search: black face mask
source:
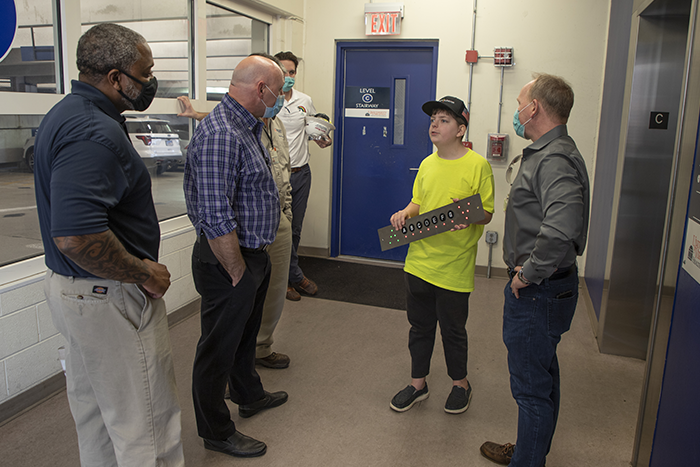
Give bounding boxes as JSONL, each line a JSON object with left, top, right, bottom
{"left": 119, "top": 70, "right": 158, "bottom": 111}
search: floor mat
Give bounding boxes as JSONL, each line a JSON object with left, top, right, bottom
{"left": 296, "top": 256, "right": 406, "bottom": 310}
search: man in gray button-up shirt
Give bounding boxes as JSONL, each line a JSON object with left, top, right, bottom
{"left": 481, "top": 74, "right": 590, "bottom": 467}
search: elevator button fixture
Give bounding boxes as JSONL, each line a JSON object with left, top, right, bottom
{"left": 378, "top": 195, "right": 485, "bottom": 251}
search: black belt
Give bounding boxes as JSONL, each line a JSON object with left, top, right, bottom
{"left": 195, "top": 237, "right": 267, "bottom": 253}
{"left": 508, "top": 264, "right": 575, "bottom": 281}
{"left": 240, "top": 245, "right": 268, "bottom": 253}
{"left": 549, "top": 264, "right": 576, "bottom": 280}
{"left": 196, "top": 232, "right": 267, "bottom": 261}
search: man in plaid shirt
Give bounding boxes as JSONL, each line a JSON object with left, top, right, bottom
{"left": 184, "top": 54, "right": 287, "bottom": 458}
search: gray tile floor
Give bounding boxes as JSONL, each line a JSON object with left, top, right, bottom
{"left": 0, "top": 276, "right": 645, "bottom": 466}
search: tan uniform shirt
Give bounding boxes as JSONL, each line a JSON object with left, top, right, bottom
{"left": 261, "top": 117, "right": 293, "bottom": 222}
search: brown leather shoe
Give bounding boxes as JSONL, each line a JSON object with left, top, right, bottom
{"left": 286, "top": 286, "right": 301, "bottom": 301}
{"left": 292, "top": 276, "right": 318, "bottom": 295}
{"left": 480, "top": 442, "right": 515, "bottom": 465}
{"left": 256, "top": 352, "right": 290, "bottom": 369}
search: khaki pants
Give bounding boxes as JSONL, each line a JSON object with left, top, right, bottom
{"left": 257, "top": 214, "right": 293, "bottom": 358}
{"left": 45, "top": 271, "right": 184, "bottom": 467}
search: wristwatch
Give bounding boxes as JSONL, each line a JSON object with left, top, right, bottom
{"left": 517, "top": 268, "right": 532, "bottom": 285}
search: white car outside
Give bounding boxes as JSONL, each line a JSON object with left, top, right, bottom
{"left": 125, "top": 116, "right": 183, "bottom": 175}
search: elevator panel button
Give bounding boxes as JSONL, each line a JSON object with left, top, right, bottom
{"left": 378, "top": 195, "right": 485, "bottom": 251}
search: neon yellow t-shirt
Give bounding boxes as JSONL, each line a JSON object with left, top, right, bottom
{"left": 404, "top": 149, "right": 495, "bottom": 293}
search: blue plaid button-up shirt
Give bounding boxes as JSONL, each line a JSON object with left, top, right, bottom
{"left": 184, "top": 94, "right": 280, "bottom": 248}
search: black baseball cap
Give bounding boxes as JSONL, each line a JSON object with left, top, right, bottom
{"left": 422, "top": 96, "right": 469, "bottom": 125}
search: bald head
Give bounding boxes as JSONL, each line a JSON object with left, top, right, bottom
{"left": 229, "top": 55, "right": 285, "bottom": 118}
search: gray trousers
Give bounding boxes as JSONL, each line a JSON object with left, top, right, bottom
{"left": 289, "top": 164, "right": 312, "bottom": 283}
{"left": 257, "top": 214, "right": 293, "bottom": 358}
{"left": 45, "top": 271, "right": 184, "bottom": 467}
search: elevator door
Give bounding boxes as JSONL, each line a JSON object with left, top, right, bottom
{"left": 648, "top": 112, "right": 700, "bottom": 466}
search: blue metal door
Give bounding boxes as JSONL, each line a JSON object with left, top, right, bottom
{"left": 648, "top": 115, "right": 700, "bottom": 467}
{"left": 332, "top": 42, "right": 438, "bottom": 261}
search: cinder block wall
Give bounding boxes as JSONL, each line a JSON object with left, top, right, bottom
{"left": 0, "top": 219, "right": 198, "bottom": 411}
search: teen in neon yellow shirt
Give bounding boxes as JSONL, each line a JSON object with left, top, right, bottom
{"left": 405, "top": 149, "right": 495, "bottom": 292}
{"left": 389, "top": 96, "right": 494, "bottom": 415}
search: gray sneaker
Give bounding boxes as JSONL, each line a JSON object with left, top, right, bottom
{"left": 390, "top": 383, "right": 429, "bottom": 412}
{"left": 444, "top": 384, "right": 472, "bottom": 414}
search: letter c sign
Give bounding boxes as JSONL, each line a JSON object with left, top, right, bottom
{"left": 649, "top": 111, "right": 669, "bottom": 130}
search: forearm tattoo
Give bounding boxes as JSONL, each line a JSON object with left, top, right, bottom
{"left": 54, "top": 231, "right": 150, "bottom": 283}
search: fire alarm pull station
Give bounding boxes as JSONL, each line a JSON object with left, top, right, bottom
{"left": 487, "top": 133, "right": 508, "bottom": 163}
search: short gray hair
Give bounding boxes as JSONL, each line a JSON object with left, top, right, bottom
{"left": 77, "top": 23, "right": 146, "bottom": 80}
{"left": 529, "top": 73, "right": 574, "bottom": 122}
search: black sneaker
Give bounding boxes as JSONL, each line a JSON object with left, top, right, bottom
{"left": 444, "top": 384, "right": 472, "bottom": 414}
{"left": 390, "top": 383, "right": 429, "bottom": 412}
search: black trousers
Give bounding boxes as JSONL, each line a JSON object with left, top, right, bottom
{"left": 191, "top": 244, "right": 271, "bottom": 440}
{"left": 405, "top": 272, "right": 471, "bottom": 381}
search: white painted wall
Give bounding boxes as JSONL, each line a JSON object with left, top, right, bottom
{"left": 296, "top": 0, "right": 611, "bottom": 273}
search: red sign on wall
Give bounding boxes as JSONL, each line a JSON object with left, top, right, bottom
{"left": 365, "top": 11, "right": 401, "bottom": 35}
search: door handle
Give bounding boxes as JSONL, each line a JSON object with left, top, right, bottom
{"left": 409, "top": 168, "right": 419, "bottom": 171}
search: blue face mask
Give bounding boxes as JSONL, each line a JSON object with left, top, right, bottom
{"left": 262, "top": 84, "right": 284, "bottom": 118}
{"left": 513, "top": 101, "right": 534, "bottom": 138}
{"left": 283, "top": 76, "right": 295, "bottom": 92}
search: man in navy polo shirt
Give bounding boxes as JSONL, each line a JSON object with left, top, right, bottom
{"left": 34, "top": 23, "right": 184, "bottom": 467}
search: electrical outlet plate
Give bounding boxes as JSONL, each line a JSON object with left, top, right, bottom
{"left": 485, "top": 230, "right": 498, "bottom": 244}
{"left": 378, "top": 194, "right": 485, "bottom": 251}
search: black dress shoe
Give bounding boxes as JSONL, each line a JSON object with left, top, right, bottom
{"left": 239, "top": 390, "right": 288, "bottom": 418}
{"left": 203, "top": 431, "right": 267, "bottom": 457}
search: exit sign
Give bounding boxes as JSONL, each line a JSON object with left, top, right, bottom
{"left": 365, "top": 3, "right": 404, "bottom": 36}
